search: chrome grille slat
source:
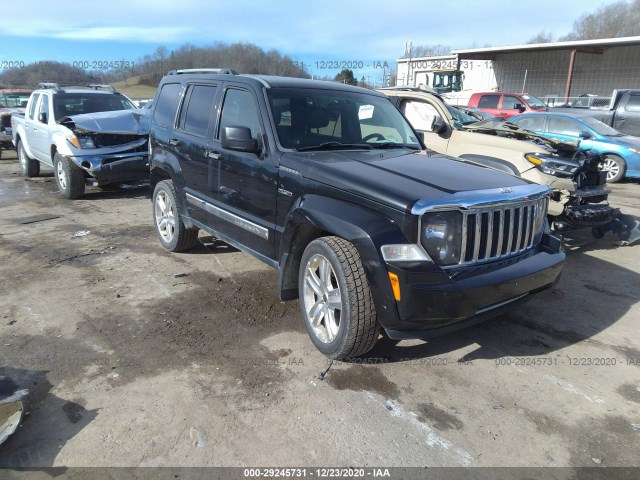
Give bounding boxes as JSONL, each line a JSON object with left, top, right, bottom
{"left": 496, "top": 210, "right": 504, "bottom": 258}
{"left": 455, "top": 198, "right": 547, "bottom": 266}
{"left": 472, "top": 213, "right": 482, "bottom": 262}
{"left": 506, "top": 208, "right": 514, "bottom": 255}
{"left": 485, "top": 212, "right": 493, "bottom": 259}
{"left": 516, "top": 207, "right": 524, "bottom": 251}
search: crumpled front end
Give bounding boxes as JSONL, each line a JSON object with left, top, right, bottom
{"left": 59, "top": 110, "right": 150, "bottom": 185}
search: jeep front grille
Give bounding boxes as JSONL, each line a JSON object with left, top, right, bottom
{"left": 460, "top": 197, "right": 547, "bottom": 265}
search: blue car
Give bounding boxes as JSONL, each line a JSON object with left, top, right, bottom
{"left": 510, "top": 112, "right": 640, "bottom": 183}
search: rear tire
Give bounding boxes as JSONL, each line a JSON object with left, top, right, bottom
{"left": 54, "top": 153, "right": 85, "bottom": 199}
{"left": 152, "top": 180, "right": 199, "bottom": 252}
{"left": 17, "top": 140, "right": 40, "bottom": 177}
{"left": 602, "top": 154, "right": 626, "bottom": 183}
{"left": 299, "top": 236, "right": 379, "bottom": 359}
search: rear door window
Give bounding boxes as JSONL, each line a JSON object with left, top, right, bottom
{"left": 177, "top": 84, "right": 218, "bottom": 137}
{"left": 153, "top": 83, "right": 182, "bottom": 129}
{"left": 477, "top": 95, "right": 500, "bottom": 109}
{"left": 547, "top": 117, "right": 581, "bottom": 137}
{"left": 28, "top": 94, "right": 40, "bottom": 120}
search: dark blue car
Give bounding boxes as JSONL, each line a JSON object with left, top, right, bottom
{"left": 510, "top": 112, "right": 640, "bottom": 183}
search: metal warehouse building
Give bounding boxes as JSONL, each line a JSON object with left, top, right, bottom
{"left": 397, "top": 36, "right": 640, "bottom": 104}
{"left": 454, "top": 36, "right": 640, "bottom": 103}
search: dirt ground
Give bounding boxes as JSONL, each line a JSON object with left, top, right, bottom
{"left": 0, "top": 148, "right": 639, "bottom": 470}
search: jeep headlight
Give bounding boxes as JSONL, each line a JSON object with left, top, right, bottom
{"left": 420, "top": 211, "right": 462, "bottom": 266}
{"left": 67, "top": 134, "right": 96, "bottom": 149}
{"left": 525, "top": 153, "right": 579, "bottom": 178}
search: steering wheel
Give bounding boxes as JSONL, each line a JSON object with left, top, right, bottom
{"left": 362, "top": 133, "right": 386, "bottom": 142}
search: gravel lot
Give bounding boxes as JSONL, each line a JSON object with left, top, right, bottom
{"left": 0, "top": 148, "right": 639, "bottom": 469}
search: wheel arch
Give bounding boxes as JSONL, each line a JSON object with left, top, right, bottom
{"left": 277, "top": 195, "right": 408, "bottom": 327}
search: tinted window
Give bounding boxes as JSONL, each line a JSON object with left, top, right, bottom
{"left": 625, "top": 94, "right": 640, "bottom": 112}
{"left": 218, "top": 89, "right": 261, "bottom": 140}
{"left": 402, "top": 100, "right": 439, "bottom": 131}
{"left": 153, "top": 83, "right": 182, "bottom": 129}
{"left": 512, "top": 116, "right": 545, "bottom": 131}
{"left": 28, "top": 94, "right": 40, "bottom": 120}
{"left": 478, "top": 94, "right": 500, "bottom": 109}
{"left": 547, "top": 117, "right": 581, "bottom": 137}
{"left": 178, "top": 85, "right": 217, "bottom": 137}
{"left": 502, "top": 95, "right": 521, "bottom": 109}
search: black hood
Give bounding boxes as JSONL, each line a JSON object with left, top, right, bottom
{"left": 280, "top": 149, "right": 532, "bottom": 212}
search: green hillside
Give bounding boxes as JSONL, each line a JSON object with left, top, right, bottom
{"left": 112, "top": 76, "right": 157, "bottom": 100}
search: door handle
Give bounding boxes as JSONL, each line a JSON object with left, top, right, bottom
{"left": 168, "top": 138, "right": 180, "bottom": 146}
{"left": 206, "top": 151, "right": 220, "bottom": 160}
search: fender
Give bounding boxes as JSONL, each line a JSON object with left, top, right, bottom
{"left": 278, "top": 194, "right": 411, "bottom": 328}
{"left": 14, "top": 126, "right": 37, "bottom": 160}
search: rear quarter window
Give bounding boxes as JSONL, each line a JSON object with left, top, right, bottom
{"left": 625, "top": 94, "right": 640, "bottom": 112}
{"left": 153, "top": 83, "right": 182, "bottom": 129}
{"left": 477, "top": 95, "right": 500, "bottom": 109}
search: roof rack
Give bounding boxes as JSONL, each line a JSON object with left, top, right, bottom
{"left": 37, "top": 82, "right": 118, "bottom": 93}
{"left": 167, "top": 68, "right": 239, "bottom": 75}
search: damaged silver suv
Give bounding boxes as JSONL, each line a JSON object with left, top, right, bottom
{"left": 11, "top": 83, "right": 149, "bottom": 199}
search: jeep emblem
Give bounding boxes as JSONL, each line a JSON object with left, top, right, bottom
{"left": 500, "top": 187, "right": 514, "bottom": 194}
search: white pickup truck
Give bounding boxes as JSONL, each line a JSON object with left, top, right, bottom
{"left": 11, "top": 83, "right": 150, "bottom": 199}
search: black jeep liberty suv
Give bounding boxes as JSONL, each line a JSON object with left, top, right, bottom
{"left": 148, "top": 68, "right": 565, "bottom": 359}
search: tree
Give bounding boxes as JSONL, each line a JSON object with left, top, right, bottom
{"left": 400, "top": 44, "right": 451, "bottom": 58}
{"left": 527, "top": 31, "right": 556, "bottom": 44}
{"left": 334, "top": 69, "right": 357, "bottom": 85}
{"left": 560, "top": 0, "right": 640, "bottom": 40}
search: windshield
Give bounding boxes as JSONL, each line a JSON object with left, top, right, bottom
{"left": 581, "top": 116, "right": 623, "bottom": 136}
{"left": 267, "top": 88, "right": 421, "bottom": 151}
{"left": 0, "top": 92, "right": 31, "bottom": 108}
{"left": 52, "top": 93, "right": 136, "bottom": 119}
{"left": 521, "top": 95, "right": 546, "bottom": 109}
{"left": 445, "top": 104, "right": 478, "bottom": 127}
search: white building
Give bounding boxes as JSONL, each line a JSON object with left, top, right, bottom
{"left": 397, "top": 36, "right": 640, "bottom": 105}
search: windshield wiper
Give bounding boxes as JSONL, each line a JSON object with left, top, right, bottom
{"left": 296, "top": 142, "right": 373, "bottom": 152}
{"left": 368, "top": 142, "right": 420, "bottom": 150}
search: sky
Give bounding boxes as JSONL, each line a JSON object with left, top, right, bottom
{"left": 0, "top": 0, "right": 613, "bottom": 83}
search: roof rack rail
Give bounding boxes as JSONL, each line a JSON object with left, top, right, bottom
{"left": 38, "top": 82, "right": 62, "bottom": 90}
{"left": 167, "top": 68, "right": 239, "bottom": 75}
{"left": 37, "top": 82, "right": 118, "bottom": 93}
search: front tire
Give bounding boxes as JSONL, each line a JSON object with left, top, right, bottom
{"left": 602, "top": 154, "right": 626, "bottom": 183}
{"left": 17, "top": 140, "right": 40, "bottom": 177}
{"left": 299, "top": 236, "right": 379, "bottom": 359}
{"left": 54, "top": 153, "right": 85, "bottom": 199}
{"left": 152, "top": 180, "right": 199, "bottom": 252}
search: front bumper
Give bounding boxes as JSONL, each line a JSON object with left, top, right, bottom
{"left": 70, "top": 152, "right": 149, "bottom": 185}
{"left": 382, "top": 235, "right": 565, "bottom": 339}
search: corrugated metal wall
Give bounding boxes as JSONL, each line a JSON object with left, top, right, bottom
{"left": 493, "top": 45, "right": 640, "bottom": 98}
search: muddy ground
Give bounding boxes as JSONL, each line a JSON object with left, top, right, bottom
{"left": 0, "top": 148, "right": 639, "bottom": 469}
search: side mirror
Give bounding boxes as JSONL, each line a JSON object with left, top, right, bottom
{"left": 578, "top": 130, "right": 592, "bottom": 139}
{"left": 431, "top": 115, "right": 446, "bottom": 134}
{"left": 221, "top": 126, "right": 259, "bottom": 154}
{"left": 38, "top": 112, "right": 48, "bottom": 123}
{"left": 513, "top": 103, "right": 526, "bottom": 112}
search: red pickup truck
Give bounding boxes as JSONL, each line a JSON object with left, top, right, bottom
{"left": 467, "top": 92, "right": 547, "bottom": 119}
